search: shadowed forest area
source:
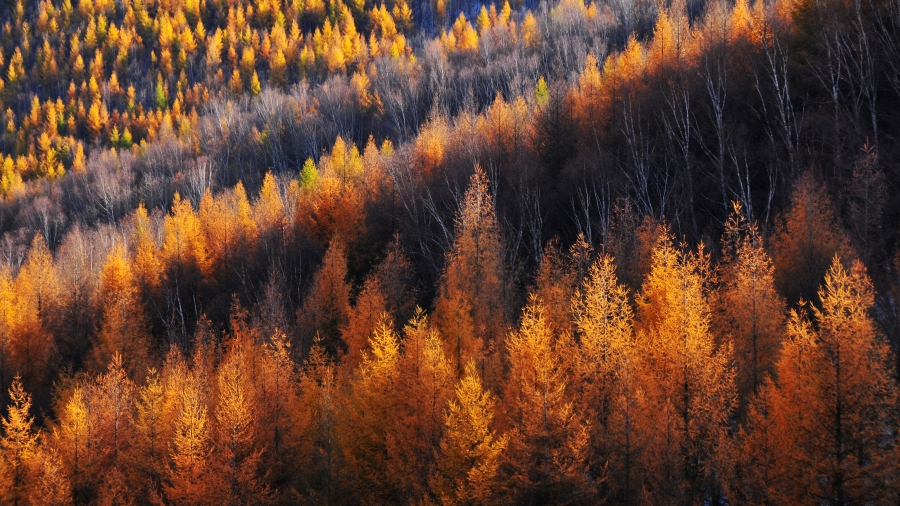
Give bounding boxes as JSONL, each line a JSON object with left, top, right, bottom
{"left": 1, "top": 0, "right": 900, "bottom": 503}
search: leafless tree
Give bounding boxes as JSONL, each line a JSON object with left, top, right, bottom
{"left": 698, "top": 0, "right": 733, "bottom": 214}
{"left": 375, "top": 56, "right": 425, "bottom": 141}
{"left": 90, "top": 150, "right": 136, "bottom": 223}
{"left": 620, "top": 96, "right": 665, "bottom": 220}
{"left": 840, "top": 0, "right": 880, "bottom": 151}
{"left": 753, "top": 6, "right": 803, "bottom": 179}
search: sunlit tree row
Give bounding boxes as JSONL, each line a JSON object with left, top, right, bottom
{"left": 0, "top": 169, "right": 895, "bottom": 504}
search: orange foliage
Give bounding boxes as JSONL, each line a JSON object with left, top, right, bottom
{"left": 162, "top": 193, "right": 209, "bottom": 278}
{"left": 738, "top": 257, "right": 897, "bottom": 504}
{"left": 10, "top": 235, "right": 57, "bottom": 392}
{"left": 433, "top": 168, "right": 509, "bottom": 379}
{"left": 299, "top": 239, "right": 351, "bottom": 356}
{"left": 503, "top": 300, "right": 591, "bottom": 500}
{"left": 773, "top": 174, "right": 850, "bottom": 304}
{"left": 714, "top": 204, "right": 785, "bottom": 408}
{"left": 387, "top": 311, "right": 454, "bottom": 500}
{"left": 92, "top": 243, "right": 151, "bottom": 377}
{"left": 431, "top": 362, "right": 507, "bottom": 504}
{"left": 637, "top": 236, "right": 735, "bottom": 502}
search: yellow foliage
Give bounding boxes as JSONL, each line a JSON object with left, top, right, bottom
{"left": 325, "top": 43, "right": 346, "bottom": 73}
{"left": 254, "top": 172, "right": 285, "bottom": 231}
{"left": 522, "top": 11, "right": 539, "bottom": 47}
{"left": 87, "top": 100, "right": 105, "bottom": 139}
{"left": 162, "top": 192, "right": 209, "bottom": 276}
{"left": 452, "top": 13, "right": 479, "bottom": 52}
{"left": 433, "top": 362, "right": 507, "bottom": 505}
{"left": 240, "top": 47, "right": 256, "bottom": 75}
{"left": 250, "top": 71, "right": 261, "bottom": 95}
{"left": 229, "top": 68, "right": 243, "bottom": 94}
{"left": 476, "top": 6, "right": 491, "bottom": 34}
{"left": 414, "top": 116, "right": 448, "bottom": 174}
{"left": 132, "top": 203, "right": 161, "bottom": 293}
{"left": 0, "top": 155, "right": 23, "bottom": 196}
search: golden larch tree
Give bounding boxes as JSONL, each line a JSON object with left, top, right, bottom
{"left": 197, "top": 188, "right": 232, "bottom": 281}
{"left": 772, "top": 173, "right": 849, "bottom": 305}
{"left": 342, "top": 238, "right": 414, "bottom": 370}
{"left": 433, "top": 168, "right": 509, "bottom": 380}
{"left": 28, "top": 444, "right": 71, "bottom": 506}
{"left": 571, "top": 254, "right": 648, "bottom": 501}
{"left": 747, "top": 257, "right": 898, "bottom": 504}
{"left": 296, "top": 342, "right": 345, "bottom": 504}
{"left": 299, "top": 238, "right": 351, "bottom": 356}
{"left": 502, "top": 299, "right": 591, "bottom": 503}
{"left": 343, "top": 317, "right": 400, "bottom": 501}
{"left": 0, "top": 269, "right": 15, "bottom": 401}
{"left": 0, "top": 375, "right": 38, "bottom": 505}
{"left": 731, "top": 378, "right": 783, "bottom": 505}
{"left": 12, "top": 234, "right": 58, "bottom": 393}
{"left": 571, "top": 53, "right": 608, "bottom": 151}
{"left": 431, "top": 361, "right": 507, "bottom": 505}
{"left": 341, "top": 278, "right": 388, "bottom": 372}
{"left": 254, "top": 330, "right": 301, "bottom": 496}
{"left": 386, "top": 310, "right": 454, "bottom": 501}
{"left": 636, "top": 236, "right": 735, "bottom": 503}
{"left": 199, "top": 182, "right": 259, "bottom": 286}
{"left": 213, "top": 342, "right": 271, "bottom": 504}
{"left": 53, "top": 385, "right": 96, "bottom": 504}
{"left": 91, "top": 354, "right": 137, "bottom": 504}
{"left": 531, "top": 237, "right": 593, "bottom": 339}
{"left": 132, "top": 203, "right": 162, "bottom": 301}
{"left": 605, "top": 204, "right": 666, "bottom": 293}
{"left": 714, "top": 204, "right": 785, "bottom": 411}
{"left": 166, "top": 372, "right": 214, "bottom": 506}
{"left": 161, "top": 193, "right": 209, "bottom": 343}
{"left": 133, "top": 366, "right": 169, "bottom": 502}
{"left": 92, "top": 243, "right": 151, "bottom": 377}
{"left": 253, "top": 172, "right": 286, "bottom": 263}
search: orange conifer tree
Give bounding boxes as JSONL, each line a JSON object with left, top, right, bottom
{"left": 742, "top": 257, "right": 898, "bottom": 504}
{"left": 92, "top": 354, "right": 137, "bottom": 503}
{"left": 342, "top": 238, "right": 414, "bottom": 370}
{"left": 343, "top": 317, "right": 400, "bottom": 501}
{"left": 12, "top": 235, "right": 58, "bottom": 393}
{"left": 133, "top": 366, "right": 170, "bottom": 501}
{"left": 296, "top": 342, "right": 345, "bottom": 504}
{"left": 433, "top": 168, "right": 509, "bottom": 380}
{"left": 431, "top": 361, "right": 507, "bottom": 505}
{"left": 531, "top": 237, "right": 593, "bottom": 339}
{"left": 54, "top": 385, "right": 96, "bottom": 503}
{"left": 92, "top": 243, "right": 151, "bottom": 377}
{"left": 502, "top": 299, "right": 591, "bottom": 503}
{"left": 299, "top": 238, "right": 351, "bottom": 356}
{"left": 0, "top": 375, "right": 38, "bottom": 505}
{"left": 166, "top": 372, "right": 214, "bottom": 505}
{"left": 387, "top": 310, "right": 454, "bottom": 501}
{"left": 714, "top": 204, "right": 785, "bottom": 410}
{"left": 161, "top": 193, "right": 209, "bottom": 344}
{"left": 637, "top": 236, "right": 735, "bottom": 503}
{"left": 571, "top": 254, "right": 648, "bottom": 501}
{"left": 773, "top": 174, "right": 849, "bottom": 305}
{"left": 213, "top": 342, "right": 271, "bottom": 504}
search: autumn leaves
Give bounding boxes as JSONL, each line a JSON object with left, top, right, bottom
{"left": 0, "top": 165, "right": 897, "bottom": 503}
{"left": 736, "top": 259, "right": 897, "bottom": 504}
{"left": 421, "top": 170, "right": 895, "bottom": 503}
{"left": 0, "top": 0, "right": 425, "bottom": 200}
{"left": 311, "top": 169, "right": 897, "bottom": 503}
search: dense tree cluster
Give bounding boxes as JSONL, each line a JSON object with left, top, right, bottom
{"left": 2, "top": 0, "right": 900, "bottom": 502}
{"left": 0, "top": 0, "right": 422, "bottom": 190}
{"left": 0, "top": 169, "right": 897, "bottom": 504}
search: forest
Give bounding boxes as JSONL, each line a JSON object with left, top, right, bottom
{"left": 0, "top": 0, "right": 899, "bottom": 502}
